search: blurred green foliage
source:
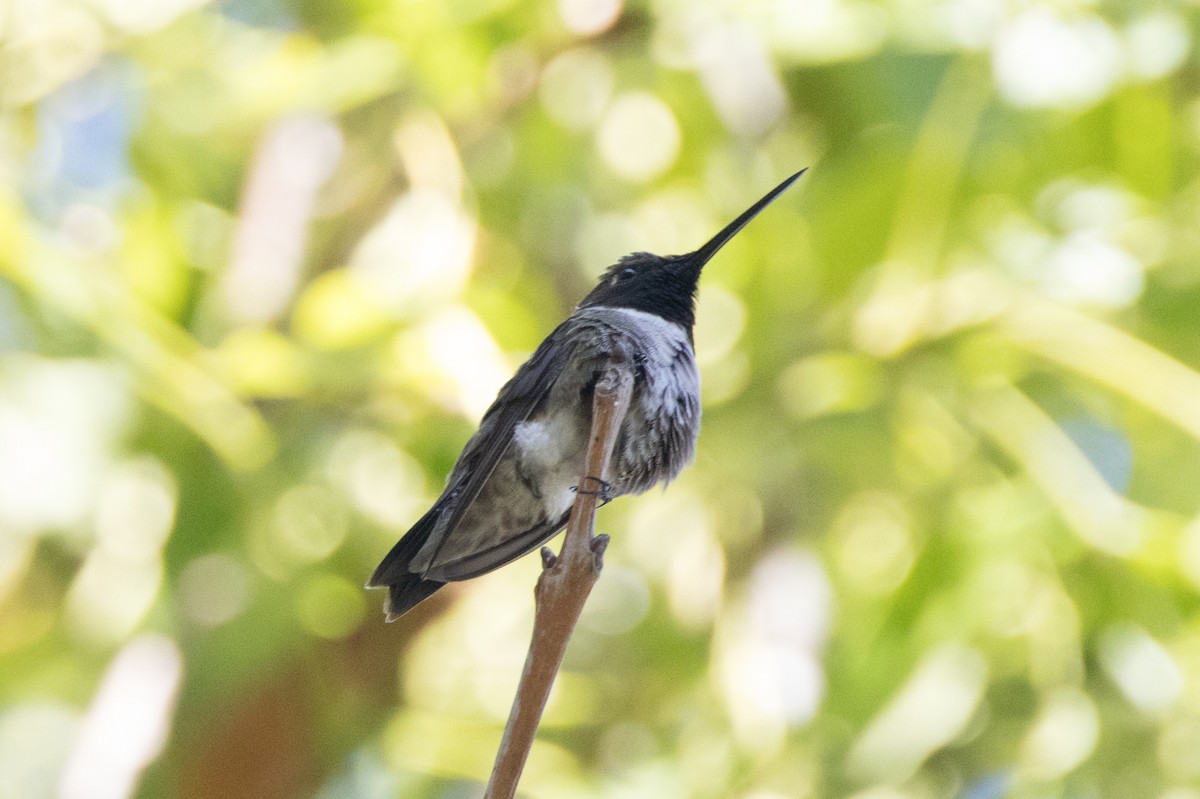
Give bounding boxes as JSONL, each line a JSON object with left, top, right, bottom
{"left": 2, "top": 1, "right": 1200, "bottom": 798}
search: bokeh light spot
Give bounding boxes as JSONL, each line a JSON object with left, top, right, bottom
{"left": 179, "top": 553, "right": 253, "bottom": 628}
{"left": 272, "top": 484, "right": 350, "bottom": 564}
{"left": 690, "top": 22, "right": 786, "bottom": 137}
{"left": 558, "top": 0, "right": 622, "bottom": 36}
{"left": 1126, "top": 12, "right": 1190, "bottom": 80}
{"left": 579, "top": 564, "right": 651, "bottom": 636}
{"left": 223, "top": 116, "right": 343, "bottom": 324}
{"left": 694, "top": 286, "right": 746, "bottom": 366}
{"left": 777, "top": 353, "right": 882, "bottom": 419}
{"left": 292, "top": 269, "right": 392, "bottom": 350}
{"left": 0, "top": 360, "right": 130, "bottom": 532}
{"left": 66, "top": 458, "right": 175, "bottom": 644}
{"left": 350, "top": 190, "right": 476, "bottom": 316}
{"left": 216, "top": 328, "right": 309, "bottom": 397}
{"left": 60, "top": 635, "right": 183, "bottom": 799}
{"left": 717, "top": 549, "right": 831, "bottom": 750}
{"left": 0, "top": 702, "right": 78, "bottom": 799}
{"left": 1099, "top": 624, "right": 1183, "bottom": 713}
{"left": 700, "top": 349, "right": 750, "bottom": 407}
{"left": 1043, "top": 231, "right": 1143, "bottom": 308}
{"left": 597, "top": 92, "right": 681, "bottom": 182}
{"left": 1019, "top": 688, "right": 1099, "bottom": 780}
{"left": 391, "top": 306, "right": 513, "bottom": 420}
{"left": 328, "top": 430, "right": 427, "bottom": 529}
{"left": 95, "top": 457, "right": 176, "bottom": 559}
{"left": 848, "top": 646, "right": 987, "bottom": 783}
{"left": 539, "top": 48, "right": 614, "bottom": 132}
{"left": 90, "top": 0, "right": 209, "bottom": 33}
{"left": 830, "top": 492, "right": 915, "bottom": 596}
{"left": 993, "top": 10, "right": 1121, "bottom": 109}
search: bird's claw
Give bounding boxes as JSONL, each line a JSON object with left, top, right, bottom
{"left": 572, "top": 476, "right": 614, "bottom": 505}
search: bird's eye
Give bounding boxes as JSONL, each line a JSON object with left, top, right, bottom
{"left": 610, "top": 266, "right": 637, "bottom": 286}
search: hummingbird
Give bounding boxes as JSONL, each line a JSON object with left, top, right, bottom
{"left": 368, "top": 171, "right": 804, "bottom": 620}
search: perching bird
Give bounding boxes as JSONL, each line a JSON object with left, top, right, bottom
{"left": 368, "top": 171, "right": 804, "bottom": 620}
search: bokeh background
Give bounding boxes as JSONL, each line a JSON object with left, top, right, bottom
{"left": 3, "top": 0, "right": 1200, "bottom": 797}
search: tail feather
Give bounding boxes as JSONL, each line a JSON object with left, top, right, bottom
{"left": 367, "top": 506, "right": 446, "bottom": 620}
{"left": 384, "top": 576, "right": 446, "bottom": 621}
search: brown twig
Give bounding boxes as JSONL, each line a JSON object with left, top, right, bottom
{"left": 483, "top": 346, "right": 635, "bottom": 799}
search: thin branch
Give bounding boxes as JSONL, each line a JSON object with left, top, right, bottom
{"left": 484, "top": 345, "right": 635, "bottom": 799}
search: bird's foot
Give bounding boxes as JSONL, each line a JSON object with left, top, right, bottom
{"left": 572, "top": 476, "right": 613, "bottom": 505}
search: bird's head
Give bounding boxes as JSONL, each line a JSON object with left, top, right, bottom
{"left": 577, "top": 170, "right": 805, "bottom": 331}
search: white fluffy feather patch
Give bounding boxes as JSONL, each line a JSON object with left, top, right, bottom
{"left": 513, "top": 420, "right": 552, "bottom": 456}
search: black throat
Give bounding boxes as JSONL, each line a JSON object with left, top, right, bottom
{"left": 576, "top": 252, "right": 702, "bottom": 333}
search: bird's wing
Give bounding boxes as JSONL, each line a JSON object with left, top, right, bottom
{"left": 368, "top": 321, "right": 588, "bottom": 589}
{"left": 367, "top": 502, "right": 440, "bottom": 587}
{"left": 422, "top": 509, "right": 572, "bottom": 582}
{"left": 413, "top": 319, "right": 587, "bottom": 573}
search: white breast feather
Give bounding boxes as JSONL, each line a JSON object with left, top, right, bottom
{"left": 513, "top": 420, "right": 554, "bottom": 462}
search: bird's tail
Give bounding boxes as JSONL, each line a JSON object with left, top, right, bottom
{"left": 367, "top": 507, "right": 447, "bottom": 621}
{"left": 381, "top": 576, "right": 445, "bottom": 621}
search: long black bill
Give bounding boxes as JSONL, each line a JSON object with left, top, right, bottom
{"left": 690, "top": 169, "right": 807, "bottom": 266}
